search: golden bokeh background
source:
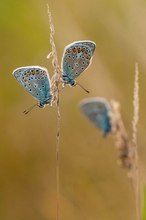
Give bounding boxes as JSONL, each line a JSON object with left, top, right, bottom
{"left": 1, "top": 0, "right": 146, "bottom": 219}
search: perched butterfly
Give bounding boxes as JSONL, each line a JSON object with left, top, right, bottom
{"left": 80, "top": 97, "right": 112, "bottom": 135}
{"left": 12, "top": 66, "right": 52, "bottom": 113}
{"left": 61, "top": 40, "right": 96, "bottom": 92}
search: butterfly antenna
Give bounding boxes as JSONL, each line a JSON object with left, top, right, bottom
{"left": 76, "top": 82, "right": 90, "bottom": 93}
{"left": 23, "top": 103, "right": 38, "bottom": 115}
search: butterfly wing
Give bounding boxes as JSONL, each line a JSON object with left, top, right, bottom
{"left": 80, "top": 97, "right": 112, "bottom": 135}
{"left": 12, "top": 66, "right": 52, "bottom": 106}
{"left": 61, "top": 40, "right": 96, "bottom": 85}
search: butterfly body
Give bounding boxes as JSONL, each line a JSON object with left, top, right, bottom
{"left": 12, "top": 66, "right": 52, "bottom": 108}
{"left": 62, "top": 40, "right": 96, "bottom": 86}
{"left": 80, "top": 98, "right": 112, "bottom": 135}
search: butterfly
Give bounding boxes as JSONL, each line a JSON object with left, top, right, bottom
{"left": 80, "top": 97, "right": 112, "bottom": 135}
{"left": 12, "top": 66, "right": 52, "bottom": 113}
{"left": 61, "top": 40, "right": 96, "bottom": 91}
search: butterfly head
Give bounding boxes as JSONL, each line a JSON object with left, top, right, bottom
{"left": 62, "top": 74, "right": 76, "bottom": 87}
{"left": 38, "top": 103, "right": 45, "bottom": 108}
{"left": 69, "top": 79, "right": 76, "bottom": 87}
{"left": 38, "top": 96, "right": 52, "bottom": 108}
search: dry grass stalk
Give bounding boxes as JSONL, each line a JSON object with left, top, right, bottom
{"left": 110, "top": 100, "right": 132, "bottom": 169}
{"left": 47, "top": 4, "right": 62, "bottom": 106}
{"left": 130, "top": 63, "right": 140, "bottom": 220}
{"left": 111, "top": 63, "right": 140, "bottom": 220}
{"left": 47, "top": 5, "right": 62, "bottom": 220}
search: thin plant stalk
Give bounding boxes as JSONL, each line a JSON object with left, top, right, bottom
{"left": 131, "top": 63, "right": 140, "bottom": 220}
{"left": 111, "top": 63, "right": 140, "bottom": 220}
{"left": 47, "top": 5, "right": 62, "bottom": 220}
{"left": 56, "top": 95, "right": 60, "bottom": 220}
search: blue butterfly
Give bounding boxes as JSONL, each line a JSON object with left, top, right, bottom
{"left": 80, "top": 97, "right": 112, "bottom": 135}
{"left": 12, "top": 41, "right": 95, "bottom": 112}
{"left": 61, "top": 40, "right": 96, "bottom": 90}
{"left": 12, "top": 66, "right": 52, "bottom": 112}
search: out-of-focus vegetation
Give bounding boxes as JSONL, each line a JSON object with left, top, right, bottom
{"left": 0, "top": 0, "right": 146, "bottom": 219}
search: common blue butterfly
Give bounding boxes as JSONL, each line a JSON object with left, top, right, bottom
{"left": 61, "top": 40, "right": 96, "bottom": 87}
{"left": 12, "top": 66, "right": 52, "bottom": 109}
{"left": 80, "top": 97, "right": 112, "bottom": 135}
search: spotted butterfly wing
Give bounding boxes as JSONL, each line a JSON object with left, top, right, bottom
{"left": 12, "top": 66, "right": 52, "bottom": 107}
{"left": 80, "top": 97, "right": 112, "bottom": 135}
{"left": 61, "top": 40, "right": 96, "bottom": 86}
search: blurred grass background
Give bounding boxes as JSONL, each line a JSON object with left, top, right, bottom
{"left": 0, "top": 0, "right": 146, "bottom": 219}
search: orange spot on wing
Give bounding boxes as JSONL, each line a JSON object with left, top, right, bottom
{"left": 77, "top": 48, "right": 81, "bottom": 53}
{"left": 72, "top": 48, "right": 77, "bottom": 53}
